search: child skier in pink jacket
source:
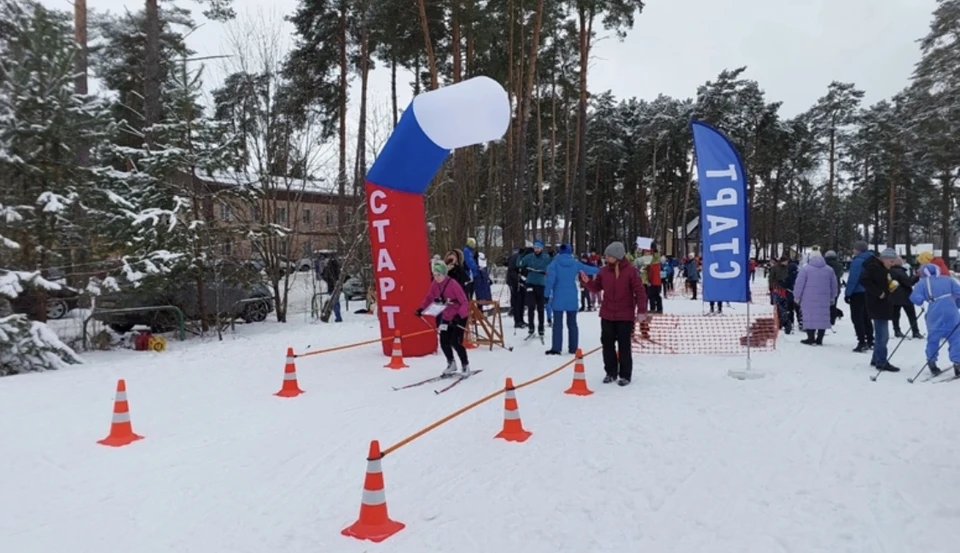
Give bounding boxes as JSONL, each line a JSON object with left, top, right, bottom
{"left": 416, "top": 260, "right": 471, "bottom": 376}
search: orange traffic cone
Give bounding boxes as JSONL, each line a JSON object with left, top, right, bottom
{"left": 384, "top": 332, "right": 409, "bottom": 369}
{"left": 463, "top": 324, "right": 477, "bottom": 350}
{"left": 97, "top": 379, "right": 144, "bottom": 447}
{"left": 494, "top": 378, "right": 532, "bottom": 442}
{"left": 564, "top": 349, "right": 593, "bottom": 396}
{"left": 275, "top": 347, "right": 304, "bottom": 398}
{"left": 341, "top": 440, "right": 405, "bottom": 542}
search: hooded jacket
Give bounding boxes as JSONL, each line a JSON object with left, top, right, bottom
{"left": 583, "top": 258, "right": 647, "bottom": 321}
{"left": 845, "top": 250, "right": 873, "bottom": 297}
{"left": 544, "top": 253, "right": 600, "bottom": 312}
{"left": 910, "top": 264, "right": 960, "bottom": 333}
{"left": 794, "top": 255, "right": 838, "bottom": 330}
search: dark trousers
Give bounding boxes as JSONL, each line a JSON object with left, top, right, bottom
{"left": 805, "top": 329, "right": 826, "bottom": 344}
{"left": 465, "top": 281, "right": 475, "bottom": 300}
{"left": 526, "top": 285, "right": 546, "bottom": 333}
{"left": 509, "top": 278, "right": 525, "bottom": 325}
{"left": 601, "top": 319, "right": 634, "bottom": 380}
{"left": 438, "top": 317, "right": 468, "bottom": 365}
{"left": 663, "top": 278, "right": 673, "bottom": 292}
{"left": 849, "top": 293, "right": 873, "bottom": 344}
{"left": 709, "top": 301, "right": 723, "bottom": 313}
{"left": 893, "top": 303, "right": 920, "bottom": 335}
{"left": 687, "top": 279, "right": 698, "bottom": 299}
{"left": 647, "top": 285, "right": 663, "bottom": 313}
{"left": 580, "top": 289, "right": 592, "bottom": 311}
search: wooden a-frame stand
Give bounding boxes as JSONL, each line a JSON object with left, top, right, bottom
{"left": 466, "top": 300, "right": 505, "bottom": 351}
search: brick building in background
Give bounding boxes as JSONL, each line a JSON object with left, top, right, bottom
{"left": 173, "top": 171, "right": 349, "bottom": 264}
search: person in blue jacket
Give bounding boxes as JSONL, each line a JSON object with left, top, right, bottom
{"left": 910, "top": 263, "right": 960, "bottom": 378}
{"left": 518, "top": 240, "right": 552, "bottom": 339}
{"left": 844, "top": 240, "right": 875, "bottom": 352}
{"left": 544, "top": 244, "right": 600, "bottom": 355}
{"left": 463, "top": 237, "right": 481, "bottom": 299}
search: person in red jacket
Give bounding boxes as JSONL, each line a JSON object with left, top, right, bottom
{"left": 580, "top": 241, "right": 648, "bottom": 386}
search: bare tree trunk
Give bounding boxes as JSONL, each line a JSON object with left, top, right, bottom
{"left": 680, "top": 151, "right": 695, "bottom": 252}
{"left": 390, "top": 55, "right": 398, "bottom": 127}
{"left": 573, "top": 6, "right": 593, "bottom": 252}
{"left": 336, "top": 3, "right": 348, "bottom": 250}
{"left": 354, "top": 8, "right": 371, "bottom": 194}
{"left": 416, "top": 0, "right": 439, "bottom": 90}
{"left": 74, "top": 0, "right": 89, "bottom": 166}
{"left": 144, "top": 0, "right": 161, "bottom": 146}
{"left": 515, "top": 0, "right": 544, "bottom": 244}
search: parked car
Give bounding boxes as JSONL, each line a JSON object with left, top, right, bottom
{"left": 342, "top": 276, "right": 367, "bottom": 301}
{"left": 94, "top": 264, "right": 274, "bottom": 333}
{"left": 9, "top": 281, "right": 85, "bottom": 320}
{"left": 297, "top": 249, "right": 336, "bottom": 272}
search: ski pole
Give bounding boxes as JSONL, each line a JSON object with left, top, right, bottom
{"left": 870, "top": 307, "right": 925, "bottom": 381}
{"left": 908, "top": 317, "right": 960, "bottom": 383}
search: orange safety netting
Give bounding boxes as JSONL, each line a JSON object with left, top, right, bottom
{"left": 632, "top": 307, "right": 779, "bottom": 355}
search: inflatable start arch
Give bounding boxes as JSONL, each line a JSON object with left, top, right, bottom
{"left": 364, "top": 77, "right": 510, "bottom": 357}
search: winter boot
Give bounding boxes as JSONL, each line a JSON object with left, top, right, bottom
{"left": 954, "top": 362, "right": 960, "bottom": 378}
{"left": 545, "top": 350, "right": 561, "bottom": 355}
{"left": 928, "top": 361, "right": 942, "bottom": 377}
{"left": 461, "top": 363, "right": 471, "bottom": 373}
{"left": 442, "top": 360, "right": 458, "bottom": 377}
{"left": 894, "top": 329, "right": 904, "bottom": 339}
{"left": 912, "top": 330, "right": 924, "bottom": 339}
{"left": 617, "top": 377, "right": 631, "bottom": 386}
{"left": 854, "top": 342, "right": 869, "bottom": 353}
{"left": 801, "top": 330, "right": 816, "bottom": 345}
{"left": 815, "top": 329, "right": 825, "bottom": 345}
{"left": 602, "top": 375, "right": 616, "bottom": 384}
{"left": 880, "top": 362, "right": 901, "bottom": 373}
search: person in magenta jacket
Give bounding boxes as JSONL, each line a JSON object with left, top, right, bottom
{"left": 580, "top": 241, "right": 648, "bottom": 386}
{"left": 416, "top": 260, "right": 471, "bottom": 376}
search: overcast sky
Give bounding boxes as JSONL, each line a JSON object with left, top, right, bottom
{"left": 44, "top": 0, "right": 934, "bottom": 126}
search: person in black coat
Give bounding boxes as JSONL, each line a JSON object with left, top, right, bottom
{"left": 506, "top": 246, "right": 526, "bottom": 328}
{"left": 889, "top": 259, "right": 922, "bottom": 339}
{"left": 859, "top": 248, "right": 900, "bottom": 372}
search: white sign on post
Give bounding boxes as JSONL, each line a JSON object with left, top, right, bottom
{"left": 635, "top": 236, "right": 653, "bottom": 250}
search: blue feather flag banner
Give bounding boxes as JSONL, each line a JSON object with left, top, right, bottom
{"left": 691, "top": 121, "right": 750, "bottom": 303}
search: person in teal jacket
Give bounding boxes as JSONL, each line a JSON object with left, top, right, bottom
{"left": 518, "top": 240, "right": 552, "bottom": 338}
{"left": 544, "top": 244, "right": 600, "bottom": 354}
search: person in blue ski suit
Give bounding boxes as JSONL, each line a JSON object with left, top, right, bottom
{"left": 910, "top": 263, "right": 960, "bottom": 377}
{"left": 518, "top": 240, "right": 552, "bottom": 337}
{"left": 463, "top": 238, "right": 481, "bottom": 299}
{"left": 543, "top": 244, "right": 600, "bottom": 355}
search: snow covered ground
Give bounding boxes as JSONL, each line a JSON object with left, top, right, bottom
{"left": 3, "top": 282, "right": 960, "bottom": 553}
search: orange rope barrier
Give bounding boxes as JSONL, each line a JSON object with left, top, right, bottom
{"left": 295, "top": 328, "right": 437, "bottom": 358}
{"left": 381, "top": 345, "right": 603, "bottom": 456}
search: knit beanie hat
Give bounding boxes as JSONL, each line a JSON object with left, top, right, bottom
{"left": 824, "top": 250, "right": 838, "bottom": 259}
{"left": 604, "top": 241, "right": 626, "bottom": 260}
{"left": 879, "top": 248, "right": 898, "bottom": 260}
{"left": 559, "top": 243, "right": 572, "bottom": 255}
{"left": 853, "top": 240, "right": 869, "bottom": 254}
{"left": 431, "top": 260, "right": 448, "bottom": 275}
{"left": 809, "top": 250, "right": 823, "bottom": 258}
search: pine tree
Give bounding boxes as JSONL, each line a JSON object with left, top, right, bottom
{"left": 0, "top": 0, "right": 83, "bottom": 373}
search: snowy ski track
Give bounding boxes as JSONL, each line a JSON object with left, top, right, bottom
{"left": 2, "top": 283, "right": 959, "bottom": 553}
